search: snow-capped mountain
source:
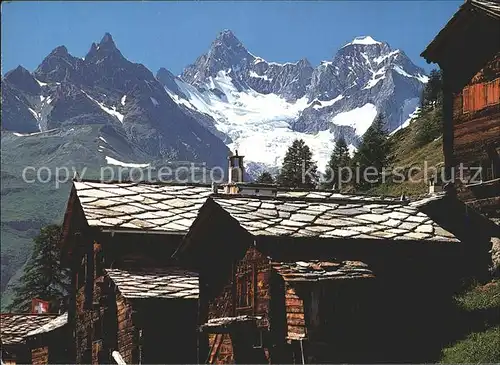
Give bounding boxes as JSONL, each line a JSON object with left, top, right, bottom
{"left": 158, "top": 31, "right": 428, "bottom": 172}
{"left": 1, "top": 33, "right": 230, "bottom": 168}
{"left": 2, "top": 30, "right": 427, "bottom": 173}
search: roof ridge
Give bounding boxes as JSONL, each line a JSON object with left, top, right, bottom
{"left": 212, "top": 193, "right": 409, "bottom": 206}
{"left": 73, "top": 178, "right": 213, "bottom": 187}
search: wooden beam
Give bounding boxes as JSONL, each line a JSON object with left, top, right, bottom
{"left": 442, "top": 68, "right": 455, "bottom": 192}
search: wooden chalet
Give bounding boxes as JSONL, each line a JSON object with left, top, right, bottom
{"left": 59, "top": 181, "right": 211, "bottom": 363}
{"left": 0, "top": 314, "right": 58, "bottom": 364}
{"left": 24, "top": 312, "right": 71, "bottom": 364}
{"left": 421, "top": 0, "right": 500, "bottom": 218}
{"left": 173, "top": 193, "right": 480, "bottom": 363}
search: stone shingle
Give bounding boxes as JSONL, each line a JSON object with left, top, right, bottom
{"left": 71, "top": 181, "right": 459, "bottom": 243}
{"left": 1, "top": 314, "right": 58, "bottom": 345}
{"left": 211, "top": 196, "right": 459, "bottom": 243}
{"left": 105, "top": 268, "right": 199, "bottom": 300}
{"left": 272, "top": 260, "right": 374, "bottom": 282}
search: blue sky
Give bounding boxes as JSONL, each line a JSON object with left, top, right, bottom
{"left": 1, "top": 1, "right": 461, "bottom": 76}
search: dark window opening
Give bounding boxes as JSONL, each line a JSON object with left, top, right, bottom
{"left": 236, "top": 266, "right": 254, "bottom": 309}
{"left": 95, "top": 249, "right": 105, "bottom": 278}
{"left": 253, "top": 329, "right": 263, "bottom": 349}
{"left": 77, "top": 256, "right": 86, "bottom": 290}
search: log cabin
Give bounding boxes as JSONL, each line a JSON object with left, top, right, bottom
{"left": 421, "top": 0, "right": 500, "bottom": 218}
{"left": 24, "top": 312, "right": 71, "bottom": 365}
{"left": 172, "top": 193, "right": 485, "bottom": 363}
{"left": 0, "top": 314, "right": 58, "bottom": 365}
{"left": 59, "top": 181, "right": 211, "bottom": 363}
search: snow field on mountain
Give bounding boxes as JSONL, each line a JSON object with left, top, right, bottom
{"left": 170, "top": 70, "right": 351, "bottom": 171}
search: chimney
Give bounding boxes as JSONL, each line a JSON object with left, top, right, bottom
{"left": 228, "top": 150, "right": 245, "bottom": 183}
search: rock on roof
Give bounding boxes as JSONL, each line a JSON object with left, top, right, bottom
{"left": 273, "top": 260, "right": 375, "bottom": 282}
{"left": 212, "top": 195, "right": 459, "bottom": 242}
{"left": 25, "top": 312, "right": 68, "bottom": 337}
{"left": 0, "top": 314, "right": 58, "bottom": 345}
{"left": 73, "top": 181, "right": 212, "bottom": 232}
{"left": 105, "top": 268, "right": 199, "bottom": 299}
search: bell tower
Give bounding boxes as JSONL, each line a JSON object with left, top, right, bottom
{"left": 228, "top": 150, "right": 245, "bottom": 183}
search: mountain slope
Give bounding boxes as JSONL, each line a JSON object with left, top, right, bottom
{"left": 2, "top": 33, "right": 230, "bottom": 167}
{"left": 159, "top": 31, "right": 428, "bottom": 173}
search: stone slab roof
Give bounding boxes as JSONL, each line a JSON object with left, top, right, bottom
{"left": 71, "top": 181, "right": 458, "bottom": 242}
{"left": 0, "top": 314, "right": 57, "bottom": 345}
{"left": 73, "top": 181, "right": 212, "bottom": 232}
{"left": 72, "top": 181, "right": 405, "bottom": 233}
{"left": 26, "top": 312, "right": 68, "bottom": 337}
{"left": 212, "top": 196, "right": 459, "bottom": 242}
{"left": 272, "top": 260, "right": 375, "bottom": 282}
{"left": 276, "top": 190, "right": 402, "bottom": 201}
{"left": 105, "top": 268, "right": 199, "bottom": 299}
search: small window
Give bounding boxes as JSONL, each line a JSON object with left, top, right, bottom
{"left": 93, "top": 317, "right": 103, "bottom": 340}
{"left": 95, "top": 249, "right": 105, "bottom": 278}
{"left": 78, "top": 256, "right": 86, "bottom": 290}
{"left": 253, "top": 329, "right": 263, "bottom": 349}
{"left": 236, "top": 266, "right": 253, "bottom": 309}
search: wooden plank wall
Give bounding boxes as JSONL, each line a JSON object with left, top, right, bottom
{"left": 115, "top": 293, "right": 136, "bottom": 364}
{"left": 31, "top": 346, "right": 48, "bottom": 365}
{"left": 284, "top": 282, "right": 306, "bottom": 341}
{"left": 451, "top": 52, "right": 500, "bottom": 215}
{"left": 206, "top": 246, "right": 272, "bottom": 364}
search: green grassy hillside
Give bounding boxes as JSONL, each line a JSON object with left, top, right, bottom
{"left": 440, "top": 280, "right": 500, "bottom": 363}
{"left": 370, "top": 107, "right": 444, "bottom": 197}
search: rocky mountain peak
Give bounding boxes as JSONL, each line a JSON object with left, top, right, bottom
{"left": 34, "top": 44, "right": 82, "bottom": 83}
{"left": 99, "top": 32, "right": 116, "bottom": 47}
{"left": 208, "top": 29, "right": 251, "bottom": 65}
{"left": 214, "top": 29, "right": 241, "bottom": 47}
{"left": 4, "top": 65, "right": 40, "bottom": 96}
{"left": 5, "top": 65, "right": 31, "bottom": 79}
{"left": 85, "top": 33, "right": 123, "bottom": 62}
{"left": 50, "top": 45, "right": 70, "bottom": 57}
{"left": 344, "top": 35, "right": 382, "bottom": 47}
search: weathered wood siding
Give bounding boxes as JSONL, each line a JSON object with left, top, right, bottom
{"left": 115, "top": 293, "right": 137, "bottom": 364}
{"left": 31, "top": 346, "right": 48, "bottom": 365}
{"left": 205, "top": 246, "right": 272, "bottom": 364}
{"left": 71, "top": 231, "right": 186, "bottom": 364}
{"left": 452, "top": 52, "right": 500, "bottom": 217}
{"left": 284, "top": 282, "right": 306, "bottom": 340}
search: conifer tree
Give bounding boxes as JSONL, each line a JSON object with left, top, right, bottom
{"left": 7, "top": 224, "right": 69, "bottom": 312}
{"left": 256, "top": 171, "right": 275, "bottom": 184}
{"left": 352, "top": 113, "right": 392, "bottom": 190}
{"left": 277, "top": 139, "right": 318, "bottom": 189}
{"left": 323, "top": 136, "right": 351, "bottom": 190}
{"left": 421, "top": 69, "right": 443, "bottom": 109}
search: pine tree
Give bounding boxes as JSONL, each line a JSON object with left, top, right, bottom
{"left": 352, "top": 113, "right": 392, "bottom": 190}
{"left": 277, "top": 139, "right": 318, "bottom": 189}
{"left": 421, "top": 69, "right": 443, "bottom": 109}
{"left": 256, "top": 171, "right": 275, "bottom": 184}
{"left": 323, "top": 136, "right": 351, "bottom": 190}
{"left": 6, "top": 224, "right": 70, "bottom": 313}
